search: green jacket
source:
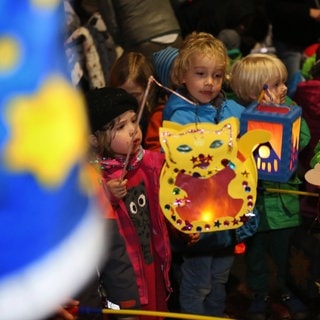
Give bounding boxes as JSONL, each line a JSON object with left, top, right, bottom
{"left": 256, "top": 111, "right": 311, "bottom": 231}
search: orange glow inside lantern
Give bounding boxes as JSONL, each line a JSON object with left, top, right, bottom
{"left": 240, "top": 103, "right": 302, "bottom": 182}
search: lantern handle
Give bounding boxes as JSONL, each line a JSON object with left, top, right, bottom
{"left": 261, "top": 187, "right": 319, "bottom": 197}
{"left": 258, "top": 84, "right": 273, "bottom": 103}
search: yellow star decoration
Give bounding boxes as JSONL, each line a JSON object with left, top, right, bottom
{"left": 0, "top": 36, "right": 20, "bottom": 72}
{"left": 4, "top": 76, "right": 89, "bottom": 187}
{"left": 31, "top": 0, "right": 59, "bottom": 9}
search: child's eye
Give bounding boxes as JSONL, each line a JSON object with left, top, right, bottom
{"left": 116, "top": 124, "right": 125, "bottom": 130}
{"left": 132, "top": 116, "right": 138, "bottom": 123}
{"left": 196, "top": 72, "right": 205, "bottom": 76}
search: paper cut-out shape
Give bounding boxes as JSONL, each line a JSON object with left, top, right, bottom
{"left": 159, "top": 117, "right": 270, "bottom": 233}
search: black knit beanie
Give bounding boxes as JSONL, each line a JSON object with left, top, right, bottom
{"left": 84, "top": 87, "right": 139, "bottom": 133}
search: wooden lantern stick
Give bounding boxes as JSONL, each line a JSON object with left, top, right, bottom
{"left": 120, "top": 76, "right": 196, "bottom": 180}
{"left": 120, "top": 76, "right": 153, "bottom": 180}
{"left": 258, "top": 84, "right": 273, "bottom": 103}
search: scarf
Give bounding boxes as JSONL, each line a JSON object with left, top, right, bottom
{"left": 90, "top": 146, "right": 144, "bottom": 178}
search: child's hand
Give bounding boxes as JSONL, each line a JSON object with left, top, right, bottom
{"left": 107, "top": 179, "right": 128, "bottom": 199}
{"left": 51, "top": 300, "right": 79, "bottom": 320}
{"left": 262, "top": 90, "right": 278, "bottom": 104}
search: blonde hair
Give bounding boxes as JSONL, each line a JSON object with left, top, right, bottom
{"left": 171, "top": 32, "right": 229, "bottom": 87}
{"left": 230, "top": 53, "right": 288, "bottom": 105}
{"left": 109, "top": 51, "right": 157, "bottom": 112}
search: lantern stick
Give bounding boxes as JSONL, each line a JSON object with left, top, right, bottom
{"left": 102, "top": 308, "right": 236, "bottom": 319}
{"left": 120, "top": 76, "right": 153, "bottom": 180}
{"left": 151, "top": 75, "right": 197, "bottom": 105}
{"left": 258, "top": 84, "right": 273, "bottom": 103}
{"left": 257, "top": 87, "right": 265, "bottom": 103}
{"left": 74, "top": 306, "right": 235, "bottom": 319}
{"left": 120, "top": 75, "right": 197, "bottom": 180}
{"left": 264, "top": 187, "right": 319, "bottom": 197}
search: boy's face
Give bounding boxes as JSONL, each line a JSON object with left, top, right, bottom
{"left": 109, "top": 110, "right": 142, "bottom": 156}
{"left": 182, "top": 54, "right": 225, "bottom": 104}
{"left": 263, "top": 80, "right": 287, "bottom": 104}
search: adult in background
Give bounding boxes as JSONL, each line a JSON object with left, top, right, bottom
{"left": 173, "top": 0, "right": 269, "bottom": 56}
{"left": 266, "top": 0, "right": 320, "bottom": 85}
{"left": 96, "top": 0, "right": 183, "bottom": 59}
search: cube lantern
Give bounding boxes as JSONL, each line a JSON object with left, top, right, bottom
{"left": 240, "top": 102, "right": 302, "bottom": 182}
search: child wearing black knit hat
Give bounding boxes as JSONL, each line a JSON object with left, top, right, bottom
{"left": 84, "top": 87, "right": 172, "bottom": 320}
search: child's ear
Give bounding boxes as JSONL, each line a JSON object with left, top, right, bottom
{"left": 249, "top": 94, "right": 258, "bottom": 102}
{"left": 89, "top": 134, "right": 98, "bottom": 147}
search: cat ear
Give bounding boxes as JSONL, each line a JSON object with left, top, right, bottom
{"left": 159, "top": 121, "right": 180, "bottom": 154}
{"left": 162, "top": 120, "right": 183, "bottom": 130}
{"left": 218, "top": 117, "right": 240, "bottom": 139}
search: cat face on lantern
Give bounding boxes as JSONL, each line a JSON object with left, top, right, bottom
{"left": 160, "top": 120, "right": 238, "bottom": 177}
{"left": 159, "top": 118, "right": 270, "bottom": 233}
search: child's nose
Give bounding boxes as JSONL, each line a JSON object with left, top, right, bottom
{"left": 129, "top": 128, "right": 136, "bottom": 137}
{"left": 205, "top": 77, "right": 213, "bottom": 85}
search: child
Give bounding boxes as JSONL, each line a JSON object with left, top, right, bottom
{"left": 108, "top": 51, "right": 159, "bottom": 138}
{"left": 294, "top": 46, "right": 320, "bottom": 226}
{"left": 84, "top": 87, "right": 172, "bottom": 320}
{"left": 230, "top": 53, "right": 311, "bottom": 320}
{"left": 162, "top": 31, "right": 258, "bottom": 317}
{"left": 144, "top": 46, "right": 179, "bottom": 151}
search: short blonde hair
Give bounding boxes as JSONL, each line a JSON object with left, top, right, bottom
{"left": 171, "top": 32, "right": 229, "bottom": 87}
{"left": 230, "top": 53, "right": 288, "bottom": 105}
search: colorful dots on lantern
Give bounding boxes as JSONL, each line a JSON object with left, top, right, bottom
{"left": 242, "top": 180, "right": 251, "bottom": 192}
{"left": 181, "top": 220, "right": 193, "bottom": 231}
{"left": 174, "top": 198, "right": 184, "bottom": 207}
{"left": 192, "top": 172, "right": 201, "bottom": 178}
{"left": 0, "top": 36, "right": 21, "bottom": 73}
{"left": 173, "top": 187, "right": 180, "bottom": 195}
{"left": 247, "top": 195, "right": 254, "bottom": 208}
{"left": 221, "top": 158, "right": 236, "bottom": 170}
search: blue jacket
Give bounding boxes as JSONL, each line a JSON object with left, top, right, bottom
{"left": 162, "top": 92, "right": 259, "bottom": 253}
{"left": 163, "top": 91, "right": 245, "bottom": 124}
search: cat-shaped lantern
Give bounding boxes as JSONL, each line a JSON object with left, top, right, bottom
{"left": 159, "top": 117, "right": 270, "bottom": 233}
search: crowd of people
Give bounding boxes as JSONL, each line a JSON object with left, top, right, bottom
{"left": 58, "top": 1, "right": 320, "bottom": 320}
